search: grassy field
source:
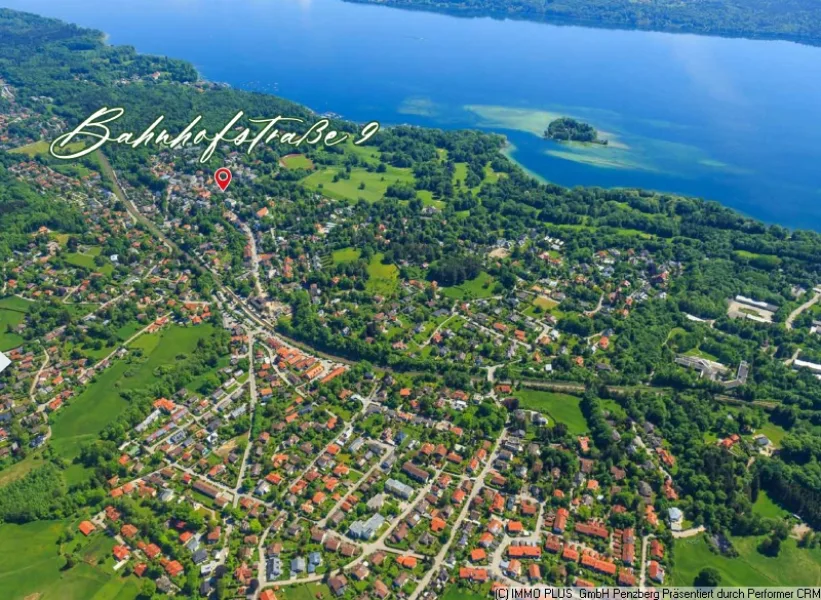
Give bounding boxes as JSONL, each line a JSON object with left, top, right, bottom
{"left": 11, "top": 140, "right": 88, "bottom": 158}
{"left": 533, "top": 295, "right": 558, "bottom": 310}
{"left": 0, "top": 296, "right": 33, "bottom": 312}
{"left": 0, "top": 520, "right": 141, "bottom": 600}
{"left": 442, "top": 272, "right": 495, "bottom": 300}
{"left": 684, "top": 345, "right": 721, "bottom": 362}
{"left": 670, "top": 534, "right": 821, "bottom": 585}
{"left": 332, "top": 247, "right": 361, "bottom": 265}
{"left": 0, "top": 296, "right": 30, "bottom": 349}
{"left": 303, "top": 165, "right": 414, "bottom": 203}
{"left": 757, "top": 420, "right": 788, "bottom": 448}
{"left": 281, "top": 153, "right": 315, "bottom": 170}
{"left": 514, "top": 389, "right": 588, "bottom": 434}
{"left": 0, "top": 300, "right": 27, "bottom": 350}
{"left": 366, "top": 253, "right": 399, "bottom": 297}
{"left": 50, "top": 324, "right": 216, "bottom": 459}
{"left": 279, "top": 582, "right": 333, "bottom": 600}
{"left": 64, "top": 246, "right": 114, "bottom": 276}
{"left": 752, "top": 490, "right": 789, "bottom": 520}
{"left": 441, "top": 584, "right": 489, "bottom": 600}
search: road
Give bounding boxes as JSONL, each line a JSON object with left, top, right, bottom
{"left": 233, "top": 331, "right": 257, "bottom": 506}
{"left": 29, "top": 348, "right": 49, "bottom": 403}
{"left": 638, "top": 534, "right": 651, "bottom": 587}
{"left": 672, "top": 525, "right": 705, "bottom": 539}
{"left": 407, "top": 433, "right": 504, "bottom": 600}
{"left": 786, "top": 290, "right": 821, "bottom": 330}
{"left": 100, "top": 150, "right": 707, "bottom": 600}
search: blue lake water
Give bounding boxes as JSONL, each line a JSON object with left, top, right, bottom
{"left": 5, "top": 0, "right": 821, "bottom": 229}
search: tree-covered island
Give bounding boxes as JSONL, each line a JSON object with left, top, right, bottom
{"left": 544, "top": 117, "right": 608, "bottom": 145}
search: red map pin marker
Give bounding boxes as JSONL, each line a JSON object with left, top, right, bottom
{"left": 214, "top": 167, "right": 232, "bottom": 191}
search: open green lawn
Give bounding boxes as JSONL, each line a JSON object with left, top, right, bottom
{"left": 514, "top": 389, "right": 588, "bottom": 434}
{"left": 0, "top": 296, "right": 34, "bottom": 312}
{"left": 64, "top": 246, "right": 113, "bottom": 275}
{"left": 63, "top": 463, "right": 94, "bottom": 487}
{"left": 281, "top": 153, "right": 315, "bottom": 170}
{"left": 280, "top": 582, "right": 333, "bottom": 600}
{"left": 684, "top": 346, "right": 721, "bottom": 362}
{"left": 114, "top": 321, "right": 144, "bottom": 341}
{"left": 11, "top": 140, "right": 53, "bottom": 157}
{"left": 11, "top": 140, "right": 89, "bottom": 158}
{"left": 332, "top": 247, "right": 361, "bottom": 265}
{"left": 0, "top": 296, "right": 30, "bottom": 349}
{"left": 757, "top": 421, "right": 788, "bottom": 448}
{"left": 532, "top": 295, "right": 559, "bottom": 310}
{"left": 50, "top": 324, "right": 216, "bottom": 459}
{"left": 0, "top": 307, "right": 26, "bottom": 350}
{"left": 670, "top": 534, "right": 821, "bottom": 585}
{"left": 524, "top": 295, "right": 561, "bottom": 319}
{"left": 366, "top": 253, "right": 399, "bottom": 297}
{"left": 442, "top": 272, "right": 495, "bottom": 300}
{"left": 0, "top": 520, "right": 142, "bottom": 600}
{"left": 752, "top": 490, "right": 790, "bottom": 520}
{"left": 303, "top": 165, "right": 414, "bottom": 203}
{"left": 441, "top": 584, "right": 490, "bottom": 600}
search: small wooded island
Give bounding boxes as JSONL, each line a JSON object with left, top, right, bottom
{"left": 544, "top": 117, "right": 608, "bottom": 145}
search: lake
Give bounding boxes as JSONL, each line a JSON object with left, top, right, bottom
{"left": 4, "top": 0, "right": 821, "bottom": 229}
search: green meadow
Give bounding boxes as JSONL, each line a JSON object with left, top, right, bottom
{"left": 514, "top": 389, "right": 588, "bottom": 434}
{"left": 365, "top": 253, "right": 399, "bottom": 297}
{"left": 0, "top": 296, "right": 29, "bottom": 350}
{"left": 442, "top": 272, "right": 495, "bottom": 300}
{"left": 670, "top": 534, "right": 821, "bottom": 586}
{"left": 441, "top": 584, "right": 490, "bottom": 600}
{"left": 11, "top": 140, "right": 88, "bottom": 158}
{"left": 0, "top": 520, "right": 141, "bottom": 600}
{"left": 752, "top": 490, "right": 789, "bottom": 520}
{"left": 280, "top": 583, "right": 333, "bottom": 600}
{"left": 64, "top": 246, "right": 114, "bottom": 276}
{"left": 50, "top": 324, "right": 216, "bottom": 459}
{"left": 757, "top": 420, "right": 788, "bottom": 448}
{"left": 303, "top": 167, "right": 414, "bottom": 203}
{"left": 332, "top": 247, "right": 361, "bottom": 265}
{"left": 281, "top": 153, "right": 315, "bottom": 170}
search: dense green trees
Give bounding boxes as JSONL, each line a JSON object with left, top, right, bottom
{"left": 545, "top": 117, "right": 605, "bottom": 144}
{"left": 343, "top": 0, "right": 821, "bottom": 46}
{"left": 427, "top": 255, "right": 481, "bottom": 286}
{"left": 694, "top": 567, "right": 722, "bottom": 586}
{"left": 0, "top": 464, "right": 68, "bottom": 523}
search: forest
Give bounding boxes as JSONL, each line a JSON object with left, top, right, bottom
{"left": 343, "top": 0, "right": 821, "bottom": 46}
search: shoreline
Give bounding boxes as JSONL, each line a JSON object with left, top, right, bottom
{"left": 52, "top": 11, "right": 817, "bottom": 233}
{"left": 501, "top": 140, "right": 549, "bottom": 185}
